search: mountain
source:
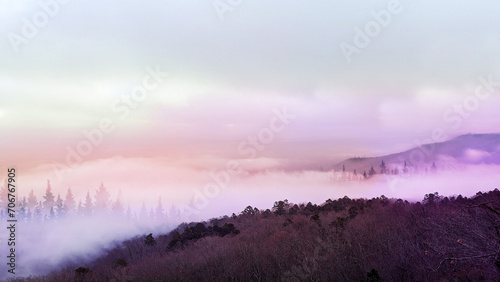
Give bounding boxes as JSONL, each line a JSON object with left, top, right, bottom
{"left": 333, "top": 133, "right": 500, "bottom": 173}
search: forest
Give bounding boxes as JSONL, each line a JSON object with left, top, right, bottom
{"left": 12, "top": 188, "right": 500, "bottom": 281}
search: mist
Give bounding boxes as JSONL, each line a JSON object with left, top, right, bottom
{"left": 0, "top": 213, "right": 172, "bottom": 278}
{"left": 189, "top": 163, "right": 500, "bottom": 219}
{"left": 4, "top": 162, "right": 498, "bottom": 278}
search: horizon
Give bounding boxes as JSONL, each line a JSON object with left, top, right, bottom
{"left": 4, "top": 131, "right": 500, "bottom": 217}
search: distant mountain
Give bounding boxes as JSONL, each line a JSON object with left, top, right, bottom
{"left": 333, "top": 133, "right": 500, "bottom": 174}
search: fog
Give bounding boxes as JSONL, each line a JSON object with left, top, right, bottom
{"left": 3, "top": 163, "right": 499, "bottom": 278}
{"left": 192, "top": 163, "right": 500, "bottom": 219}
{"left": 0, "top": 214, "right": 176, "bottom": 278}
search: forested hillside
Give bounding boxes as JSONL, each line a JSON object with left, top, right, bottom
{"left": 331, "top": 133, "right": 500, "bottom": 174}
{"left": 17, "top": 189, "right": 500, "bottom": 281}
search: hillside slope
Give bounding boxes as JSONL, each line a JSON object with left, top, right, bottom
{"left": 25, "top": 189, "right": 500, "bottom": 281}
{"left": 333, "top": 133, "right": 500, "bottom": 173}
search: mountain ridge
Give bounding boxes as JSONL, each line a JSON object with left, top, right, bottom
{"left": 332, "top": 133, "right": 500, "bottom": 173}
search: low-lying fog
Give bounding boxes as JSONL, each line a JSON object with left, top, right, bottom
{"left": 3, "top": 163, "right": 499, "bottom": 278}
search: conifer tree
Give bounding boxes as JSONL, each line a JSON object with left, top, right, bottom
{"left": 33, "top": 201, "right": 42, "bottom": 221}
{"left": 380, "top": 160, "right": 387, "bottom": 174}
{"left": 145, "top": 233, "right": 156, "bottom": 246}
{"left": 56, "top": 194, "right": 66, "bottom": 218}
{"left": 403, "top": 161, "right": 409, "bottom": 174}
{"left": 431, "top": 161, "right": 438, "bottom": 172}
{"left": 26, "top": 208, "right": 32, "bottom": 222}
{"left": 28, "top": 189, "right": 38, "bottom": 211}
{"left": 368, "top": 166, "right": 377, "bottom": 177}
{"left": 18, "top": 197, "right": 28, "bottom": 221}
{"left": 49, "top": 206, "right": 55, "bottom": 221}
{"left": 43, "top": 180, "right": 56, "bottom": 215}
{"left": 64, "top": 187, "right": 76, "bottom": 214}
{"left": 84, "top": 191, "right": 93, "bottom": 216}
{"left": 94, "top": 182, "right": 110, "bottom": 212}
{"left": 112, "top": 190, "right": 124, "bottom": 216}
{"left": 77, "top": 200, "right": 84, "bottom": 216}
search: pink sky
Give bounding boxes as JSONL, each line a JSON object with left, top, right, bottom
{"left": 1, "top": 1, "right": 500, "bottom": 212}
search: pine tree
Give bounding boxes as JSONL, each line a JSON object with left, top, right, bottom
{"left": 49, "top": 206, "right": 55, "bottom": 221}
{"left": 28, "top": 189, "right": 38, "bottom": 211}
{"left": 380, "top": 160, "right": 387, "bottom": 174}
{"left": 33, "top": 201, "right": 42, "bottom": 221}
{"left": 431, "top": 161, "right": 438, "bottom": 172}
{"left": 45, "top": 207, "right": 56, "bottom": 221}
{"left": 368, "top": 166, "right": 377, "bottom": 177}
{"left": 84, "top": 191, "right": 93, "bottom": 216}
{"left": 94, "top": 182, "right": 110, "bottom": 212}
{"left": 77, "top": 200, "right": 84, "bottom": 216}
{"left": 26, "top": 208, "right": 32, "bottom": 222}
{"left": 145, "top": 233, "right": 156, "bottom": 246}
{"left": 403, "top": 161, "right": 409, "bottom": 174}
{"left": 64, "top": 187, "right": 76, "bottom": 214}
{"left": 112, "top": 189, "right": 124, "bottom": 216}
{"left": 56, "top": 194, "right": 66, "bottom": 218}
{"left": 18, "top": 197, "right": 28, "bottom": 222}
{"left": 43, "top": 180, "right": 56, "bottom": 215}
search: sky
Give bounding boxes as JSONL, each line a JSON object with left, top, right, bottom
{"left": 1, "top": 0, "right": 500, "bottom": 207}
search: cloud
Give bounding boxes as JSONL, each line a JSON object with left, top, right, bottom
{"left": 463, "top": 149, "right": 491, "bottom": 163}
{"left": 5, "top": 215, "right": 173, "bottom": 278}
{"left": 5, "top": 157, "right": 500, "bottom": 278}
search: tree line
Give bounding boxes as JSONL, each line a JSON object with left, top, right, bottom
{"left": 25, "top": 188, "right": 500, "bottom": 281}
{"left": 0, "top": 180, "right": 184, "bottom": 224}
{"left": 331, "top": 160, "right": 441, "bottom": 182}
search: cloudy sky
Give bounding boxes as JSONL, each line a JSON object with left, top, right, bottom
{"left": 1, "top": 0, "right": 500, "bottom": 206}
